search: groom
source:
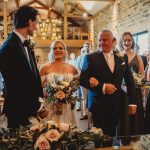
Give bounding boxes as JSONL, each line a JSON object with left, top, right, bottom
{"left": 0, "top": 6, "right": 48, "bottom": 128}
{"left": 80, "top": 30, "right": 137, "bottom": 136}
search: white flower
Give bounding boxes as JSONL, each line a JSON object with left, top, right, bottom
{"left": 58, "top": 85, "right": 65, "bottom": 89}
{"left": 133, "top": 72, "right": 143, "bottom": 85}
{"left": 58, "top": 123, "right": 70, "bottom": 132}
{"left": 64, "top": 73, "right": 74, "bottom": 82}
{"left": 60, "top": 81, "right": 70, "bottom": 86}
{"left": 91, "top": 127, "right": 103, "bottom": 136}
{"left": 45, "top": 129, "right": 61, "bottom": 142}
{"left": 51, "top": 83, "right": 57, "bottom": 88}
{"left": 115, "top": 50, "right": 125, "bottom": 58}
{"left": 46, "top": 120, "right": 57, "bottom": 129}
{"left": 30, "top": 124, "right": 41, "bottom": 132}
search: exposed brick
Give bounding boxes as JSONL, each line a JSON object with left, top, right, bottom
{"left": 90, "top": 0, "right": 150, "bottom": 50}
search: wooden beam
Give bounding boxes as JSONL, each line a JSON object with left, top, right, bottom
{"left": 34, "top": 0, "right": 49, "bottom": 9}
{"left": 78, "top": 0, "right": 115, "bottom": 1}
{"left": 15, "top": 0, "right": 20, "bottom": 8}
{"left": 34, "top": 6, "right": 49, "bottom": 10}
{"left": 47, "top": 0, "right": 55, "bottom": 17}
{"left": 67, "top": 1, "right": 92, "bottom": 17}
{"left": 64, "top": 13, "right": 91, "bottom": 20}
{"left": 49, "top": 0, "right": 55, "bottom": 7}
{"left": 31, "top": 0, "right": 80, "bottom": 26}
{"left": 9, "top": 0, "right": 36, "bottom": 16}
{"left": 70, "top": 3, "right": 78, "bottom": 13}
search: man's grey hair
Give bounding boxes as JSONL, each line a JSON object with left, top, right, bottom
{"left": 98, "top": 30, "right": 114, "bottom": 50}
{"left": 98, "top": 30, "right": 114, "bottom": 38}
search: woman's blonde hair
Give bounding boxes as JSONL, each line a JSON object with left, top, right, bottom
{"left": 48, "top": 40, "right": 68, "bottom": 63}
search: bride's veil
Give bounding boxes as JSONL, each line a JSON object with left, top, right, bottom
{"left": 48, "top": 40, "right": 69, "bottom": 63}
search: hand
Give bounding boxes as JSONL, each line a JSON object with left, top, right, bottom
{"left": 128, "top": 105, "right": 137, "bottom": 115}
{"left": 105, "top": 83, "right": 117, "bottom": 95}
{"left": 37, "top": 107, "right": 49, "bottom": 119}
{"left": 90, "top": 77, "right": 99, "bottom": 87}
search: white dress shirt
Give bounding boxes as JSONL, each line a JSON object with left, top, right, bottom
{"left": 102, "top": 50, "right": 115, "bottom": 94}
{"left": 103, "top": 50, "right": 115, "bottom": 73}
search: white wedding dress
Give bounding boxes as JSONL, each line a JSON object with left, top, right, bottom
{"left": 42, "top": 73, "right": 77, "bottom": 125}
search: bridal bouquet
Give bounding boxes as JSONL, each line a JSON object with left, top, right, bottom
{"left": 44, "top": 74, "right": 79, "bottom": 113}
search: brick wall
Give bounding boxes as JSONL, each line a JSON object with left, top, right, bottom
{"left": 92, "top": 0, "right": 150, "bottom": 50}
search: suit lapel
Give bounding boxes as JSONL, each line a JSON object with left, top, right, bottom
{"left": 113, "top": 53, "right": 120, "bottom": 76}
{"left": 11, "top": 33, "right": 33, "bottom": 73}
{"left": 100, "top": 51, "right": 114, "bottom": 75}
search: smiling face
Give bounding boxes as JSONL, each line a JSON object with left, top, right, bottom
{"left": 98, "top": 31, "right": 114, "bottom": 53}
{"left": 53, "top": 42, "right": 66, "bottom": 60}
{"left": 122, "top": 34, "right": 133, "bottom": 51}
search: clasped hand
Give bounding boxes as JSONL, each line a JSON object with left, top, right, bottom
{"left": 105, "top": 83, "right": 117, "bottom": 95}
{"left": 37, "top": 106, "right": 49, "bottom": 119}
{"left": 90, "top": 77, "right": 99, "bottom": 87}
{"left": 89, "top": 77, "right": 117, "bottom": 95}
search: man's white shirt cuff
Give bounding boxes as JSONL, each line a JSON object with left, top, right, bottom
{"left": 102, "top": 83, "right": 106, "bottom": 94}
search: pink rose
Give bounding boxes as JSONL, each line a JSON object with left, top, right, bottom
{"left": 35, "top": 135, "right": 50, "bottom": 150}
{"left": 54, "top": 91, "right": 65, "bottom": 100}
{"left": 45, "top": 129, "right": 61, "bottom": 142}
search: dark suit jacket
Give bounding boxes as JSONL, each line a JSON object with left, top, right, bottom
{"left": 0, "top": 32, "right": 43, "bottom": 118}
{"left": 80, "top": 51, "right": 136, "bottom": 119}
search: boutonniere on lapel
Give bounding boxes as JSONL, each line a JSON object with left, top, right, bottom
{"left": 115, "top": 50, "right": 125, "bottom": 58}
{"left": 114, "top": 50, "right": 125, "bottom": 64}
{"left": 23, "top": 39, "right": 36, "bottom": 51}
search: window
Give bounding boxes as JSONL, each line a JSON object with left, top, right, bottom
{"left": 133, "top": 31, "right": 148, "bottom": 55}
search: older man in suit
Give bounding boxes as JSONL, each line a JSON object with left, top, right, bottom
{"left": 0, "top": 6, "right": 48, "bottom": 128}
{"left": 80, "top": 30, "right": 137, "bottom": 136}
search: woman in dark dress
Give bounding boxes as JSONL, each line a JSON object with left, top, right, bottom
{"left": 145, "top": 61, "right": 150, "bottom": 133}
{"left": 119, "top": 31, "right": 145, "bottom": 135}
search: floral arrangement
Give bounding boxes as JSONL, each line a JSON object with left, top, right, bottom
{"left": 44, "top": 74, "right": 79, "bottom": 113}
{"left": 132, "top": 71, "right": 146, "bottom": 86}
{"left": 0, "top": 118, "right": 106, "bottom": 150}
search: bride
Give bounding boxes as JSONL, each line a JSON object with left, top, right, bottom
{"left": 40, "top": 40, "right": 78, "bottom": 125}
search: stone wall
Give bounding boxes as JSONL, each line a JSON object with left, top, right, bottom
{"left": 92, "top": 0, "right": 150, "bottom": 50}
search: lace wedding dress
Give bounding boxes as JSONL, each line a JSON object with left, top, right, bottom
{"left": 42, "top": 73, "right": 77, "bottom": 125}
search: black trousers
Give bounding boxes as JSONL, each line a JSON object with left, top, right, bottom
{"left": 7, "top": 114, "right": 30, "bottom": 128}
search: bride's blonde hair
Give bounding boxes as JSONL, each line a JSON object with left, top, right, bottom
{"left": 48, "top": 40, "right": 68, "bottom": 63}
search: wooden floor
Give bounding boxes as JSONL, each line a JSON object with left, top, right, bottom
{"left": 76, "top": 110, "right": 88, "bottom": 130}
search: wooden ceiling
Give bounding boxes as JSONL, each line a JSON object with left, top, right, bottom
{"left": 0, "top": 0, "right": 115, "bottom": 26}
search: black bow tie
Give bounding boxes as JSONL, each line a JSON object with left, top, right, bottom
{"left": 23, "top": 40, "right": 29, "bottom": 47}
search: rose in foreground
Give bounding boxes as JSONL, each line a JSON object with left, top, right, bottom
{"left": 35, "top": 135, "right": 50, "bottom": 150}
{"left": 45, "top": 129, "right": 61, "bottom": 142}
{"left": 91, "top": 127, "right": 103, "bottom": 136}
